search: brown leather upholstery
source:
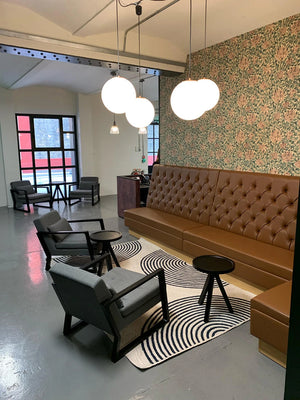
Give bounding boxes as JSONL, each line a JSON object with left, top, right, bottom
{"left": 125, "top": 207, "right": 202, "bottom": 250}
{"left": 210, "top": 170, "right": 298, "bottom": 251}
{"left": 183, "top": 225, "right": 293, "bottom": 288}
{"left": 250, "top": 281, "right": 291, "bottom": 354}
{"left": 125, "top": 164, "right": 298, "bottom": 288}
{"left": 147, "top": 165, "right": 219, "bottom": 224}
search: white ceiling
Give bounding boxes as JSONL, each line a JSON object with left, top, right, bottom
{"left": 0, "top": 0, "right": 299, "bottom": 98}
{"left": 0, "top": 52, "right": 159, "bottom": 100}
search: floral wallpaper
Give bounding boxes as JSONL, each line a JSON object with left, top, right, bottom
{"left": 160, "top": 14, "right": 299, "bottom": 176}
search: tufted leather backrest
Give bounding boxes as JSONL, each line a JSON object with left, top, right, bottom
{"left": 210, "top": 170, "right": 299, "bottom": 250}
{"left": 147, "top": 165, "right": 219, "bottom": 224}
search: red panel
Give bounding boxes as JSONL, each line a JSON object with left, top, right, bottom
{"left": 19, "top": 133, "right": 32, "bottom": 150}
{"left": 20, "top": 152, "right": 33, "bottom": 168}
{"left": 17, "top": 116, "right": 30, "bottom": 131}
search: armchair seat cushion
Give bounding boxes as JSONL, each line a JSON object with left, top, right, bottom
{"left": 102, "top": 268, "right": 160, "bottom": 317}
{"left": 55, "top": 233, "right": 99, "bottom": 251}
{"left": 27, "top": 193, "right": 51, "bottom": 201}
{"left": 70, "top": 189, "right": 94, "bottom": 197}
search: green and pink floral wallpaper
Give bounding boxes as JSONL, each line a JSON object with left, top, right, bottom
{"left": 160, "top": 14, "right": 299, "bottom": 176}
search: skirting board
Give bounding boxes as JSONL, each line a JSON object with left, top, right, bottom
{"left": 259, "top": 340, "right": 287, "bottom": 368}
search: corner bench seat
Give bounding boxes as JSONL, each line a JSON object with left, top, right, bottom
{"left": 250, "top": 281, "right": 291, "bottom": 355}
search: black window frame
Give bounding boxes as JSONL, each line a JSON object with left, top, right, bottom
{"left": 15, "top": 113, "right": 79, "bottom": 192}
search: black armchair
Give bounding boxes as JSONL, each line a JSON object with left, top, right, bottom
{"left": 49, "top": 257, "right": 169, "bottom": 362}
{"left": 68, "top": 176, "right": 100, "bottom": 206}
{"left": 10, "top": 180, "right": 52, "bottom": 213}
{"left": 33, "top": 210, "right": 106, "bottom": 271}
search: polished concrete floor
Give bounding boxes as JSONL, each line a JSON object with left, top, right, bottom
{"left": 0, "top": 196, "right": 286, "bottom": 400}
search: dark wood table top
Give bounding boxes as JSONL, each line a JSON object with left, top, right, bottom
{"left": 193, "top": 255, "right": 235, "bottom": 274}
{"left": 90, "top": 230, "right": 122, "bottom": 243}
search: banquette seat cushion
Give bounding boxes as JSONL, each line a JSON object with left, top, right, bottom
{"left": 250, "top": 281, "right": 291, "bottom": 354}
{"left": 182, "top": 225, "right": 294, "bottom": 289}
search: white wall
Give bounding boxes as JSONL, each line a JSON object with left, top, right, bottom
{"left": 0, "top": 85, "right": 150, "bottom": 206}
{"left": 78, "top": 93, "right": 148, "bottom": 195}
{"left": 0, "top": 87, "right": 20, "bottom": 207}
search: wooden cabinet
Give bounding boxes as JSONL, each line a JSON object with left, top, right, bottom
{"left": 117, "top": 175, "right": 150, "bottom": 218}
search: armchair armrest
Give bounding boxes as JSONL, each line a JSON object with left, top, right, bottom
{"left": 68, "top": 183, "right": 78, "bottom": 191}
{"left": 79, "top": 253, "right": 112, "bottom": 271}
{"left": 36, "top": 185, "right": 51, "bottom": 193}
{"left": 68, "top": 218, "right": 105, "bottom": 230}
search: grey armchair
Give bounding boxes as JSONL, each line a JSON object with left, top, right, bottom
{"left": 10, "top": 180, "right": 53, "bottom": 213}
{"left": 68, "top": 177, "right": 100, "bottom": 206}
{"left": 49, "top": 257, "right": 169, "bottom": 362}
{"left": 33, "top": 210, "right": 106, "bottom": 271}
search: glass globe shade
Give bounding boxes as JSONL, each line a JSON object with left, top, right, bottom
{"left": 170, "top": 80, "right": 205, "bottom": 120}
{"left": 126, "top": 97, "right": 155, "bottom": 128}
{"left": 197, "top": 78, "right": 220, "bottom": 111}
{"left": 101, "top": 76, "right": 136, "bottom": 114}
{"left": 138, "top": 127, "right": 148, "bottom": 135}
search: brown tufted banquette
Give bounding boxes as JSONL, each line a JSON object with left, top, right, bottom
{"left": 124, "top": 164, "right": 299, "bottom": 363}
{"left": 125, "top": 164, "right": 298, "bottom": 288}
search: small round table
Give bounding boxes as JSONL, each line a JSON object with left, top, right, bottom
{"left": 193, "top": 255, "right": 235, "bottom": 323}
{"left": 90, "top": 230, "right": 122, "bottom": 274}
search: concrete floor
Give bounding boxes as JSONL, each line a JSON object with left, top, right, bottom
{"left": 0, "top": 196, "right": 286, "bottom": 400}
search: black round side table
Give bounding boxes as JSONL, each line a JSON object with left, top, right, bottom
{"left": 90, "top": 230, "right": 122, "bottom": 274}
{"left": 193, "top": 255, "right": 235, "bottom": 323}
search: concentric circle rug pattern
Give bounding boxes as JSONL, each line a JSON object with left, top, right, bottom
{"left": 113, "top": 238, "right": 255, "bottom": 369}
{"left": 52, "top": 238, "right": 255, "bottom": 369}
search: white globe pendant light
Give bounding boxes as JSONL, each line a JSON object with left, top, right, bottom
{"left": 126, "top": 97, "right": 155, "bottom": 128}
{"left": 170, "top": 0, "right": 205, "bottom": 121}
{"left": 197, "top": 78, "right": 220, "bottom": 111}
{"left": 101, "top": 76, "right": 136, "bottom": 114}
{"left": 171, "top": 79, "right": 205, "bottom": 120}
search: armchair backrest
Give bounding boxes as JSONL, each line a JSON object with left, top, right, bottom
{"left": 50, "top": 263, "right": 114, "bottom": 333}
{"left": 33, "top": 210, "right": 62, "bottom": 251}
{"left": 10, "top": 180, "right": 35, "bottom": 195}
{"left": 78, "top": 176, "right": 98, "bottom": 190}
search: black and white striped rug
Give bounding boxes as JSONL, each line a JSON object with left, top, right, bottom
{"left": 112, "top": 238, "right": 255, "bottom": 369}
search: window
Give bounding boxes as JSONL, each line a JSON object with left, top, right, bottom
{"left": 147, "top": 121, "right": 159, "bottom": 165}
{"left": 16, "top": 114, "right": 79, "bottom": 196}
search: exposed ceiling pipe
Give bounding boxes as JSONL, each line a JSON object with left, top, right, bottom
{"left": 123, "top": 0, "right": 180, "bottom": 51}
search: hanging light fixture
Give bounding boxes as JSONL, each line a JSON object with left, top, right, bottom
{"left": 125, "top": 4, "right": 155, "bottom": 129}
{"left": 170, "top": 0, "right": 205, "bottom": 121}
{"left": 110, "top": 114, "right": 120, "bottom": 134}
{"left": 101, "top": 0, "right": 136, "bottom": 114}
{"left": 197, "top": 0, "right": 220, "bottom": 111}
{"left": 138, "top": 127, "right": 148, "bottom": 135}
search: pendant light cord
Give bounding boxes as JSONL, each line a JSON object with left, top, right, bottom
{"left": 188, "top": 0, "right": 192, "bottom": 79}
{"left": 138, "top": 12, "right": 141, "bottom": 96}
{"left": 204, "top": 0, "right": 207, "bottom": 49}
{"left": 116, "top": 0, "right": 120, "bottom": 73}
